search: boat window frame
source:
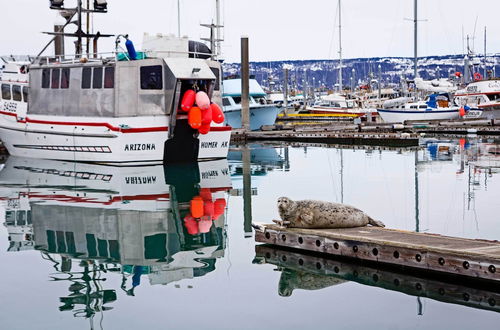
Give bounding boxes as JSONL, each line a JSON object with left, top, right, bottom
{"left": 81, "top": 67, "right": 92, "bottom": 89}
{"left": 222, "top": 97, "right": 231, "bottom": 106}
{"left": 104, "top": 67, "right": 114, "bottom": 89}
{"left": 92, "top": 67, "right": 103, "bottom": 89}
{"left": 60, "top": 68, "right": 70, "bottom": 89}
{"left": 51, "top": 68, "right": 61, "bottom": 89}
{"left": 140, "top": 65, "right": 163, "bottom": 90}
{"left": 22, "top": 86, "right": 29, "bottom": 103}
{"left": 42, "top": 69, "right": 51, "bottom": 89}
{"left": 1, "top": 84, "right": 11, "bottom": 100}
{"left": 12, "top": 85, "right": 22, "bottom": 102}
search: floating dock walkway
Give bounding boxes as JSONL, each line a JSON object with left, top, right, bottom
{"left": 254, "top": 224, "right": 500, "bottom": 283}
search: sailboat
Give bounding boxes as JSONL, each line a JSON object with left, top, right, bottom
{"left": 377, "top": 0, "right": 461, "bottom": 123}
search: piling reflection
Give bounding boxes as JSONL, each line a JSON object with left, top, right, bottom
{"left": 254, "top": 245, "right": 500, "bottom": 313}
{"left": 0, "top": 157, "right": 231, "bottom": 322}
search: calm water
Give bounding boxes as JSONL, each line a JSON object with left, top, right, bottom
{"left": 1, "top": 138, "right": 500, "bottom": 329}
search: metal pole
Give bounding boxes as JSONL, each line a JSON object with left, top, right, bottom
{"left": 338, "top": 0, "right": 343, "bottom": 92}
{"left": 86, "top": 0, "right": 90, "bottom": 57}
{"left": 216, "top": 0, "right": 222, "bottom": 58}
{"left": 484, "top": 26, "right": 487, "bottom": 78}
{"left": 378, "top": 64, "right": 382, "bottom": 100}
{"left": 241, "top": 37, "right": 250, "bottom": 131}
{"left": 177, "top": 0, "right": 181, "bottom": 38}
{"left": 242, "top": 146, "right": 252, "bottom": 237}
{"left": 303, "top": 69, "right": 307, "bottom": 109}
{"left": 414, "top": 0, "right": 418, "bottom": 79}
{"left": 77, "top": 0, "right": 83, "bottom": 56}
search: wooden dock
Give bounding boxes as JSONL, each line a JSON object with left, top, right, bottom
{"left": 254, "top": 245, "right": 500, "bottom": 313}
{"left": 254, "top": 224, "right": 500, "bottom": 283}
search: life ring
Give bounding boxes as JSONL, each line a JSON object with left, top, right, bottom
{"left": 473, "top": 72, "right": 482, "bottom": 81}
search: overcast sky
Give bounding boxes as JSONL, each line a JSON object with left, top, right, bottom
{"left": 1, "top": 0, "right": 499, "bottom": 63}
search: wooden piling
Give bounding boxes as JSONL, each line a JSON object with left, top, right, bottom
{"left": 241, "top": 37, "right": 250, "bottom": 131}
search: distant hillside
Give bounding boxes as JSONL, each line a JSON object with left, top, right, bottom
{"left": 222, "top": 54, "right": 500, "bottom": 91}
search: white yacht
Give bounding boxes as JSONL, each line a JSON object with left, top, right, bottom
{"left": 455, "top": 79, "right": 500, "bottom": 119}
{"left": 222, "top": 78, "right": 280, "bottom": 130}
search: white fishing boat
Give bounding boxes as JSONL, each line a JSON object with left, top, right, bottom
{"left": 222, "top": 78, "right": 280, "bottom": 130}
{"left": 455, "top": 79, "right": 500, "bottom": 119}
{"left": 0, "top": 2, "right": 231, "bottom": 165}
{"left": 377, "top": 93, "right": 460, "bottom": 123}
{"left": 305, "top": 93, "right": 369, "bottom": 118}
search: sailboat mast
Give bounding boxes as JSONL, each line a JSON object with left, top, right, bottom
{"left": 338, "top": 0, "right": 343, "bottom": 92}
{"left": 177, "top": 0, "right": 181, "bottom": 37}
{"left": 413, "top": 0, "right": 418, "bottom": 78}
{"left": 216, "top": 0, "right": 222, "bottom": 58}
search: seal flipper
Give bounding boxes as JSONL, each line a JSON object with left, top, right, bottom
{"left": 368, "top": 217, "right": 385, "bottom": 227}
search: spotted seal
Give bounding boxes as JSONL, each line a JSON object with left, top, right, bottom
{"left": 274, "top": 197, "right": 385, "bottom": 228}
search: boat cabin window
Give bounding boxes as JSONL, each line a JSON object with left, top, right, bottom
{"left": 104, "top": 67, "right": 114, "bottom": 88}
{"left": 222, "top": 97, "right": 231, "bottom": 106}
{"left": 487, "top": 93, "right": 500, "bottom": 102}
{"left": 232, "top": 96, "right": 241, "bottom": 104}
{"left": 1, "top": 84, "right": 11, "bottom": 100}
{"left": 61, "top": 68, "right": 70, "bottom": 89}
{"left": 82, "top": 67, "right": 92, "bottom": 89}
{"left": 42, "top": 69, "right": 50, "bottom": 88}
{"left": 22, "top": 86, "right": 28, "bottom": 103}
{"left": 410, "top": 105, "right": 417, "bottom": 109}
{"left": 12, "top": 85, "right": 22, "bottom": 102}
{"left": 210, "top": 67, "right": 220, "bottom": 91}
{"left": 93, "top": 67, "right": 103, "bottom": 89}
{"left": 419, "top": 105, "right": 427, "bottom": 109}
{"left": 140, "top": 65, "right": 163, "bottom": 90}
{"left": 51, "top": 68, "right": 60, "bottom": 89}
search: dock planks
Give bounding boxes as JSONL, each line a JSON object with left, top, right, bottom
{"left": 254, "top": 224, "right": 500, "bottom": 282}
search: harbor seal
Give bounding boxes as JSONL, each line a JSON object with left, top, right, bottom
{"left": 274, "top": 197, "right": 385, "bottom": 229}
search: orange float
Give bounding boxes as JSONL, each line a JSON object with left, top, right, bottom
{"left": 201, "top": 106, "right": 213, "bottom": 125}
{"left": 188, "top": 106, "right": 202, "bottom": 129}
{"left": 196, "top": 91, "right": 211, "bottom": 110}
{"left": 459, "top": 107, "right": 466, "bottom": 117}
{"left": 210, "top": 103, "right": 225, "bottom": 124}
{"left": 190, "top": 196, "right": 204, "bottom": 218}
{"left": 180, "top": 89, "right": 196, "bottom": 112}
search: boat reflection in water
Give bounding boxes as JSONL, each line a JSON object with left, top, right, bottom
{"left": 254, "top": 245, "right": 500, "bottom": 314}
{"left": 0, "top": 157, "right": 231, "bottom": 320}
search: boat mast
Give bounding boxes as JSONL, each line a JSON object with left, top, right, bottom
{"left": 177, "top": 0, "right": 181, "bottom": 37}
{"left": 413, "top": 0, "right": 418, "bottom": 79}
{"left": 216, "top": 0, "right": 222, "bottom": 58}
{"left": 484, "top": 26, "right": 487, "bottom": 78}
{"left": 338, "top": 0, "right": 343, "bottom": 92}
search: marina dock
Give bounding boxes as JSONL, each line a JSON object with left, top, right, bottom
{"left": 254, "top": 224, "right": 500, "bottom": 283}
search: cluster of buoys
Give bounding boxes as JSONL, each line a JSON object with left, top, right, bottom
{"left": 183, "top": 188, "right": 227, "bottom": 235}
{"left": 180, "top": 90, "right": 225, "bottom": 135}
{"left": 459, "top": 105, "right": 470, "bottom": 117}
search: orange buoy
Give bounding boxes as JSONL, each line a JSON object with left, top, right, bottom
{"left": 196, "top": 91, "right": 211, "bottom": 110}
{"left": 184, "top": 215, "right": 198, "bottom": 235}
{"left": 190, "top": 196, "right": 204, "bottom": 218}
{"left": 201, "top": 106, "right": 213, "bottom": 125}
{"left": 180, "top": 89, "right": 196, "bottom": 112}
{"left": 198, "top": 123, "right": 211, "bottom": 135}
{"left": 204, "top": 200, "right": 214, "bottom": 219}
{"left": 198, "top": 219, "right": 213, "bottom": 234}
{"left": 188, "top": 107, "right": 202, "bottom": 129}
{"left": 199, "top": 188, "right": 212, "bottom": 201}
{"left": 211, "top": 103, "right": 225, "bottom": 124}
{"left": 459, "top": 107, "right": 466, "bottom": 117}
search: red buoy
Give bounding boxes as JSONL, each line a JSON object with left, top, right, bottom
{"left": 198, "top": 123, "right": 211, "bottom": 135}
{"left": 201, "top": 106, "right": 213, "bottom": 125}
{"left": 210, "top": 103, "right": 225, "bottom": 124}
{"left": 198, "top": 219, "right": 213, "bottom": 233}
{"left": 204, "top": 200, "right": 214, "bottom": 219}
{"left": 180, "top": 89, "right": 196, "bottom": 112}
{"left": 188, "top": 107, "right": 202, "bottom": 129}
{"left": 190, "top": 196, "right": 204, "bottom": 218}
{"left": 199, "top": 188, "right": 212, "bottom": 201}
{"left": 196, "top": 91, "right": 211, "bottom": 110}
{"left": 184, "top": 215, "right": 198, "bottom": 235}
{"left": 213, "top": 198, "right": 226, "bottom": 220}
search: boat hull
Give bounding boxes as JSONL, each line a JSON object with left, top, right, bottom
{"left": 377, "top": 108, "right": 460, "bottom": 123}
{"left": 224, "top": 105, "right": 279, "bottom": 130}
{"left": 0, "top": 114, "right": 231, "bottom": 165}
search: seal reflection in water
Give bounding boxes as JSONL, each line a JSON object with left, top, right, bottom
{"left": 275, "top": 197, "right": 385, "bottom": 229}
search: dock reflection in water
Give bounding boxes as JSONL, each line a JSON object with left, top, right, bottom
{"left": 0, "top": 157, "right": 231, "bottom": 322}
{"left": 254, "top": 245, "right": 500, "bottom": 314}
